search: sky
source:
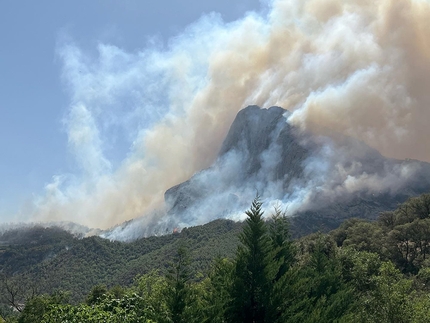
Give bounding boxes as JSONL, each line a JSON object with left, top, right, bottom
{"left": 0, "top": 0, "right": 262, "bottom": 222}
{"left": 1, "top": 0, "right": 430, "bottom": 231}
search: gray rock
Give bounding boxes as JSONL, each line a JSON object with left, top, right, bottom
{"left": 164, "top": 105, "right": 430, "bottom": 236}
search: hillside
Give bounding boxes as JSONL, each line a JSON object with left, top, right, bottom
{"left": 0, "top": 219, "right": 242, "bottom": 303}
{"left": 3, "top": 190, "right": 430, "bottom": 304}
{"left": 3, "top": 193, "right": 430, "bottom": 322}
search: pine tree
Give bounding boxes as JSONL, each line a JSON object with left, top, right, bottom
{"left": 203, "top": 257, "right": 234, "bottom": 323}
{"left": 279, "top": 235, "right": 355, "bottom": 323}
{"left": 227, "top": 197, "right": 276, "bottom": 323}
{"left": 268, "top": 206, "right": 296, "bottom": 322}
{"left": 166, "top": 244, "right": 192, "bottom": 323}
{"left": 269, "top": 206, "right": 295, "bottom": 280}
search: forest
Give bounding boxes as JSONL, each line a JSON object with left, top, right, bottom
{"left": 2, "top": 193, "right": 430, "bottom": 322}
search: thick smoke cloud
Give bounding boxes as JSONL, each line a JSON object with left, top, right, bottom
{"left": 29, "top": 0, "right": 430, "bottom": 231}
{"left": 109, "top": 108, "right": 423, "bottom": 239}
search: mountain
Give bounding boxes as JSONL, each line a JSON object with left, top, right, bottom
{"left": 163, "top": 105, "right": 430, "bottom": 237}
{"left": 99, "top": 105, "right": 430, "bottom": 240}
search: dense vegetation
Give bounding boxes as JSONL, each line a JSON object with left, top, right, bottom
{"left": 2, "top": 193, "right": 430, "bottom": 322}
{"left": 0, "top": 220, "right": 242, "bottom": 303}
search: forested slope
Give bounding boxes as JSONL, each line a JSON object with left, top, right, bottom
{"left": 3, "top": 193, "right": 430, "bottom": 322}
{"left": 0, "top": 220, "right": 242, "bottom": 303}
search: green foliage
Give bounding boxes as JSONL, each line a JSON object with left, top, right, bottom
{"left": 201, "top": 258, "right": 234, "bottom": 323}
{"left": 166, "top": 244, "right": 193, "bottom": 323}
{"left": 85, "top": 284, "right": 108, "bottom": 305}
{"left": 353, "top": 262, "right": 414, "bottom": 323}
{"left": 0, "top": 219, "right": 242, "bottom": 303}
{"left": 269, "top": 206, "right": 295, "bottom": 279}
{"left": 134, "top": 270, "right": 169, "bottom": 321}
{"left": 411, "top": 294, "right": 430, "bottom": 323}
{"left": 17, "top": 291, "right": 69, "bottom": 323}
{"left": 6, "top": 192, "right": 430, "bottom": 322}
{"left": 278, "top": 235, "right": 355, "bottom": 323}
{"left": 334, "top": 193, "right": 430, "bottom": 274}
{"left": 337, "top": 248, "right": 382, "bottom": 292}
{"left": 227, "top": 197, "right": 276, "bottom": 323}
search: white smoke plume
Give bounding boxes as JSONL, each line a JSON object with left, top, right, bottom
{"left": 26, "top": 0, "right": 430, "bottom": 232}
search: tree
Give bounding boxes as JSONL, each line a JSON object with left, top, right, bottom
{"left": 85, "top": 284, "right": 108, "bottom": 306}
{"left": 276, "top": 234, "right": 356, "bottom": 323}
{"left": 378, "top": 211, "right": 396, "bottom": 231}
{"left": 227, "top": 197, "right": 276, "bottom": 323}
{"left": 0, "top": 274, "right": 38, "bottom": 313}
{"left": 202, "top": 257, "right": 234, "bottom": 323}
{"left": 18, "top": 291, "right": 69, "bottom": 323}
{"left": 166, "top": 243, "right": 193, "bottom": 323}
{"left": 410, "top": 194, "right": 430, "bottom": 220}
{"left": 134, "top": 270, "right": 169, "bottom": 322}
{"left": 269, "top": 206, "right": 295, "bottom": 280}
{"left": 267, "top": 206, "right": 296, "bottom": 322}
{"left": 354, "top": 262, "right": 413, "bottom": 323}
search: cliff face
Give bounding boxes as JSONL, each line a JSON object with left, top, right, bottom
{"left": 165, "top": 106, "right": 308, "bottom": 216}
{"left": 164, "top": 105, "right": 430, "bottom": 235}
{"left": 218, "top": 105, "right": 307, "bottom": 183}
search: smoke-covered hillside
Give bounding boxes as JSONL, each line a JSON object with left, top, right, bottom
{"left": 101, "top": 105, "right": 430, "bottom": 241}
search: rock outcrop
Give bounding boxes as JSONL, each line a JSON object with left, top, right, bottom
{"left": 164, "top": 105, "right": 430, "bottom": 236}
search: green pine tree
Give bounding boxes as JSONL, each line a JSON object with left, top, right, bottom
{"left": 268, "top": 206, "right": 296, "bottom": 322}
{"left": 166, "top": 243, "right": 192, "bottom": 323}
{"left": 269, "top": 206, "right": 295, "bottom": 280}
{"left": 227, "top": 197, "right": 277, "bottom": 323}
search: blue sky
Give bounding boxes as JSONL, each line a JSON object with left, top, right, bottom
{"left": 0, "top": 0, "right": 262, "bottom": 222}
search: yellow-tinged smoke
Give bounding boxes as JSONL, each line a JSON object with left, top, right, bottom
{"left": 30, "top": 0, "right": 430, "bottom": 229}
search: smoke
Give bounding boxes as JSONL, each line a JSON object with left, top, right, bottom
{"left": 123, "top": 107, "right": 425, "bottom": 238}
{"left": 28, "top": 0, "right": 430, "bottom": 232}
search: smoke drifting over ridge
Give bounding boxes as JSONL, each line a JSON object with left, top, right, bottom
{"left": 29, "top": 0, "right": 430, "bottom": 230}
